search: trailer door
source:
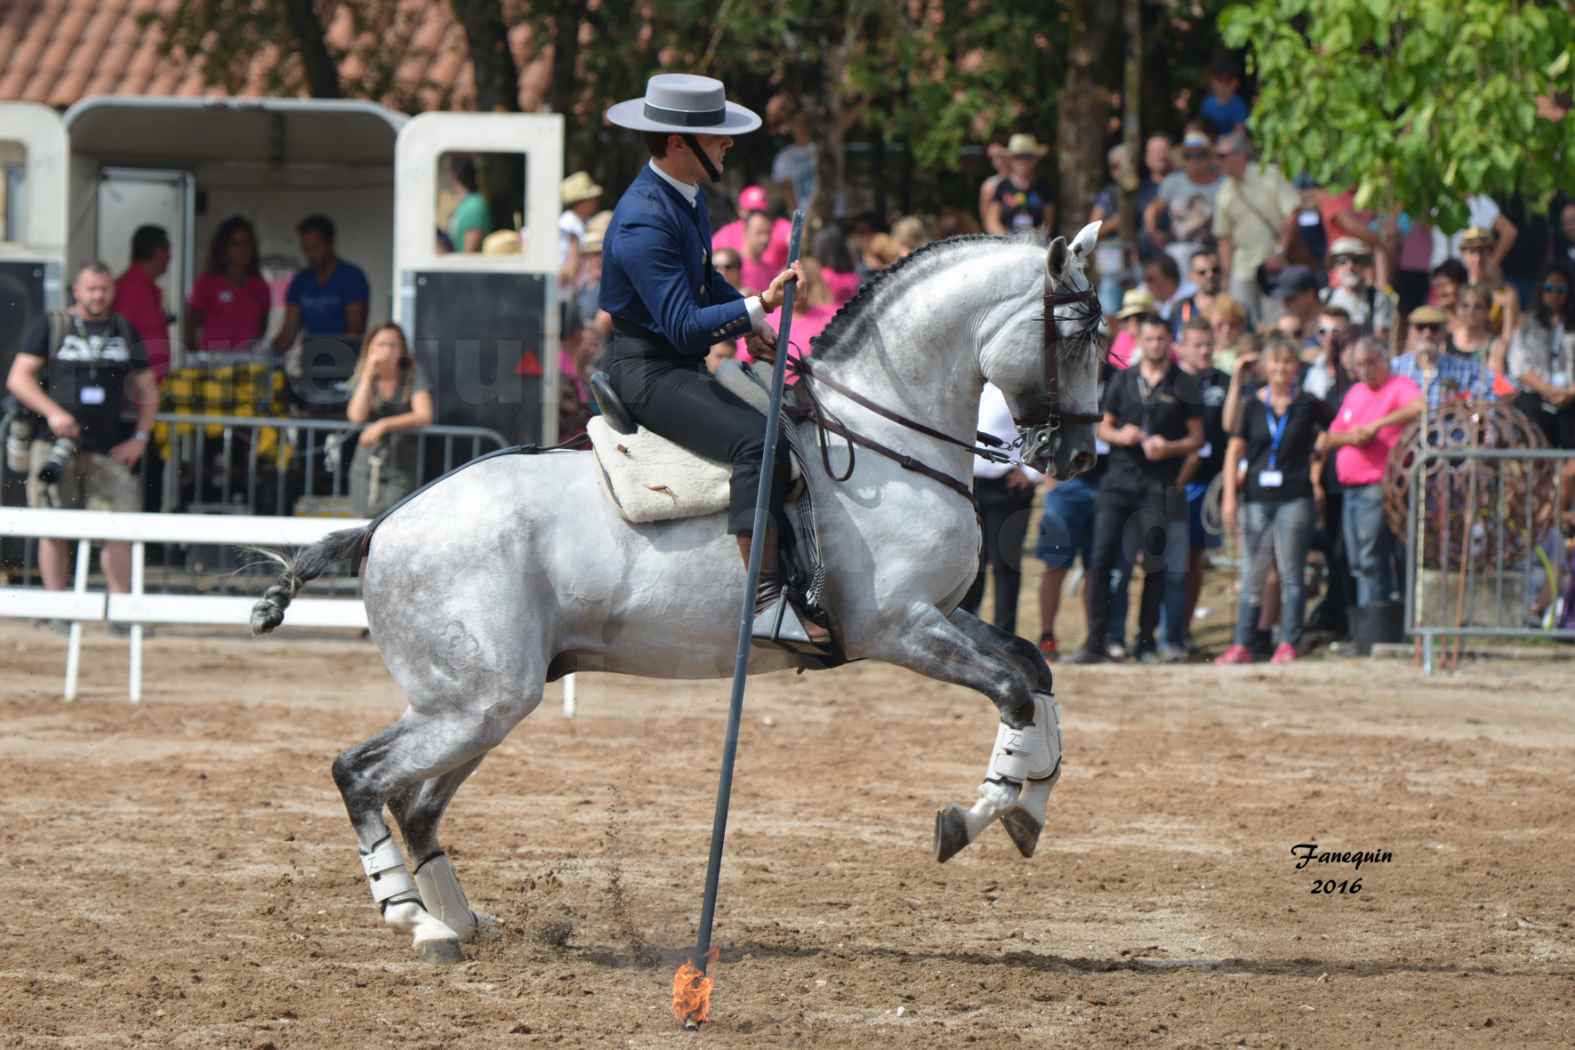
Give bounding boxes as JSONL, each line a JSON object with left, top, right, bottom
{"left": 0, "top": 102, "right": 68, "bottom": 374}
{"left": 393, "top": 112, "right": 564, "bottom": 446}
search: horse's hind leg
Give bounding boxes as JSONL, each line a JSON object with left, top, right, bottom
{"left": 332, "top": 706, "right": 525, "bottom": 963}
{"left": 387, "top": 758, "right": 488, "bottom": 943}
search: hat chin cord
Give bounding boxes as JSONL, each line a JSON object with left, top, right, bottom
{"left": 682, "top": 134, "right": 722, "bottom": 183}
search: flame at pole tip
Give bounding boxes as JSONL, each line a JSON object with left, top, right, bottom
{"left": 672, "top": 947, "right": 721, "bottom": 1027}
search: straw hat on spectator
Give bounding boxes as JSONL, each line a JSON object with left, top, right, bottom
{"left": 561, "top": 171, "right": 603, "bottom": 206}
{"left": 480, "top": 229, "right": 522, "bottom": 255}
{"left": 1458, "top": 225, "right": 1495, "bottom": 249}
{"left": 1408, "top": 304, "right": 1449, "bottom": 325}
{"left": 581, "top": 210, "right": 613, "bottom": 254}
{"left": 1116, "top": 287, "right": 1158, "bottom": 320}
{"left": 1007, "top": 133, "right": 1049, "bottom": 158}
{"left": 1328, "top": 236, "right": 1371, "bottom": 259}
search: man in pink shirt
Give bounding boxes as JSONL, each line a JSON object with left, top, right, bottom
{"left": 711, "top": 184, "right": 789, "bottom": 269}
{"left": 1320, "top": 336, "right": 1422, "bottom": 607}
{"left": 112, "top": 225, "right": 173, "bottom": 380}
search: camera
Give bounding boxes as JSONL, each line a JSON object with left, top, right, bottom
{"left": 36, "top": 437, "right": 78, "bottom": 486}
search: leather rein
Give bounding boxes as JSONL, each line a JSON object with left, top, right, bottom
{"left": 784, "top": 281, "right": 1105, "bottom": 507}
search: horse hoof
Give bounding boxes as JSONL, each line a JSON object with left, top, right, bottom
{"left": 1000, "top": 806, "right": 1042, "bottom": 859}
{"left": 417, "top": 938, "right": 465, "bottom": 965}
{"left": 934, "top": 805, "right": 972, "bottom": 864}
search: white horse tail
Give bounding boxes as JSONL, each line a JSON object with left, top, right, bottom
{"left": 248, "top": 527, "right": 369, "bottom": 635}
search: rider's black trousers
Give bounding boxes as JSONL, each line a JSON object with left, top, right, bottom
{"left": 603, "top": 335, "right": 788, "bottom": 537}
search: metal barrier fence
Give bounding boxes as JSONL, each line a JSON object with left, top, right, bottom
{"left": 154, "top": 412, "right": 510, "bottom": 516}
{"left": 2, "top": 410, "right": 509, "bottom": 588}
{"left": 1404, "top": 446, "right": 1574, "bottom": 672}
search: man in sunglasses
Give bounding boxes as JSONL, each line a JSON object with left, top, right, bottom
{"left": 1172, "top": 245, "right": 1227, "bottom": 337}
{"left": 1319, "top": 236, "right": 1395, "bottom": 344}
{"left": 1389, "top": 304, "right": 1489, "bottom": 410}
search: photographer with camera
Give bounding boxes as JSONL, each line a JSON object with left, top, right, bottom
{"left": 5, "top": 262, "right": 158, "bottom": 611}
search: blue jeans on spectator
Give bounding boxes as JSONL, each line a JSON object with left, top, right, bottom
{"left": 1341, "top": 483, "right": 1395, "bottom": 607}
{"left": 1036, "top": 476, "right": 1131, "bottom": 650}
{"left": 1234, "top": 497, "right": 1316, "bottom": 648}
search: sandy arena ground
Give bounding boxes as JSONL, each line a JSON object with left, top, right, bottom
{"left": 3, "top": 563, "right": 1575, "bottom": 1049}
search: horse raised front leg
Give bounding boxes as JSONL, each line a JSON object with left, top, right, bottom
{"left": 945, "top": 609, "right": 1062, "bottom": 859}
{"left": 869, "top": 606, "right": 1060, "bottom": 862}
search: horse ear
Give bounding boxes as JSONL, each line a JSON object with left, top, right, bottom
{"left": 1070, "top": 221, "right": 1101, "bottom": 261}
{"left": 1046, "top": 236, "right": 1069, "bottom": 281}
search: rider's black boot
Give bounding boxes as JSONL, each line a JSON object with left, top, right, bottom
{"left": 738, "top": 530, "right": 830, "bottom": 650}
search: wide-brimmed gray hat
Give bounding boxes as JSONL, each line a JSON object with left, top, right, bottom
{"left": 605, "top": 74, "right": 762, "bottom": 136}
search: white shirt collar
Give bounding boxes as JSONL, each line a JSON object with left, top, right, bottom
{"left": 648, "top": 159, "right": 698, "bottom": 207}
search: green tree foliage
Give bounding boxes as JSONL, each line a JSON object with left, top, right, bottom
{"left": 1220, "top": 0, "right": 1575, "bottom": 231}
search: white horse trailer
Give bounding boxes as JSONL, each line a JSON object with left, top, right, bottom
{"left": 0, "top": 97, "right": 562, "bottom": 452}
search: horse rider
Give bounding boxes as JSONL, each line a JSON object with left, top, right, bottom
{"left": 599, "top": 73, "right": 828, "bottom": 648}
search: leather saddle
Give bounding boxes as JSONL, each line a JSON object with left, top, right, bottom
{"left": 587, "top": 364, "right": 829, "bottom": 656}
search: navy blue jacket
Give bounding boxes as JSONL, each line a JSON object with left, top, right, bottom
{"left": 599, "top": 164, "right": 754, "bottom": 358}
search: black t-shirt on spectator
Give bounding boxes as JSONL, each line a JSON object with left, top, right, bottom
{"left": 1230, "top": 389, "right": 1333, "bottom": 503}
{"left": 993, "top": 178, "right": 1055, "bottom": 232}
{"left": 20, "top": 312, "right": 149, "bottom": 455}
{"left": 1102, "top": 362, "right": 1203, "bottom": 491}
{"left": 1188, "top": 366, "right": 1231, "bottom": 485}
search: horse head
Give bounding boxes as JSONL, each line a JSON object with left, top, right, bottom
{"left": 985, "top": 221, "right": 1107, "bottom": 480}
{"left": 989, "top": 223, "right": 1102, "bottom": 481}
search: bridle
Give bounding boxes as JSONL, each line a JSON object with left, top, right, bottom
{"left": 1011, "top": 281, "right": 1105, "bottom": 468}
{"left": 785, "top": 274, "right": 1105, "bottom": 508}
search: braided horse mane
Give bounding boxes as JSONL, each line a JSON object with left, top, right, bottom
{"left": 809, "top": 234, "right": 1034, "bottom": 363}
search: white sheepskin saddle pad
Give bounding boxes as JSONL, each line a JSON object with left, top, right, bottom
{"left": 586, "top": 361, "right": 796, "bottom": 525}
{"left": 587, "top": 416, "right": 734, "bottom": 524}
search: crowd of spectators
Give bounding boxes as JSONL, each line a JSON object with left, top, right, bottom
{"left": 6, "top": 81, "right": 1574, "bottom": 649}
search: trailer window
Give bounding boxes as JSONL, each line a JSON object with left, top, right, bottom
{"left": 0, "top": 140, "right": 25, "bottom": 243}
{"left": 436, "top": 151, "right": 528, "bottom": 256}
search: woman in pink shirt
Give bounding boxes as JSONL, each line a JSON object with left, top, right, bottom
{"left": 185, "top": 217, "right": 272, "bottom": 354}
{"left": 1319, "top": 336, "right": 1422, "bottom": 608}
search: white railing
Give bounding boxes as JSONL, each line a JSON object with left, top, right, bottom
{"left": 0, "top": 507, "right": 581, "bottom": 714}
{"left": 0, "top": 508, "right": 368, "bottom": 702}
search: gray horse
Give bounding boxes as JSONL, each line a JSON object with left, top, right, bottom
{"left": 251, "top": 224, "right": 1107, "bottom": 962}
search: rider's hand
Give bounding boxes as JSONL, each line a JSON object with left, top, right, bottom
{"left": 745, "top": 328, "right": 777, "bottom": 364}
{"left": 760, "top": 261, "right": 804, "bottom": 313}
{"left": 46, "top": 409, "right": 80, "bottom": 439}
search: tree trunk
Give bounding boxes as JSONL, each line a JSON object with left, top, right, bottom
{"left": 1055, "top": 1, "right": 1116, "bottom": 241}
{"left": 281, "top": 0, "right": 341, "bottom": 98}
{"left": 546, "top": 4, "right": 580, "bottom": 120}
{"left": 452, "top": 0, "right": 525, "bottom": 233}
{"left": 452, "top": 0, "right": 521, "bottom": 113}
{"left": 1118, "top": 0, "right": 1143, "bottom": 260}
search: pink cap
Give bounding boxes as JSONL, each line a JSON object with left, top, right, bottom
{"left": 738, "top": 185, "right": 769, "bottom": 213}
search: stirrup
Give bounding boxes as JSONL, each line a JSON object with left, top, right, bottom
{"left": 751, "top": 584, "right": 830, "bottom": 654}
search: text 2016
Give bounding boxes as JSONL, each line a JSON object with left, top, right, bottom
{"left": 1310, "top": 878, "right": 1362, "bottom": 894}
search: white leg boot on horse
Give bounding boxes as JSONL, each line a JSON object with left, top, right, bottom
{"left": 331, "top": 691, "right": 539, "bottom": 962}
{"left": 905, "top": 608, "right": 1063, "bottom": 862}
{"left": 387, "top": 758, "right": 494, "bottom": 944}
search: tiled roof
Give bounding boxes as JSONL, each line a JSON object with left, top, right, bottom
{"left": 0, "top": 0, "right": 552, "bottom": 111}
